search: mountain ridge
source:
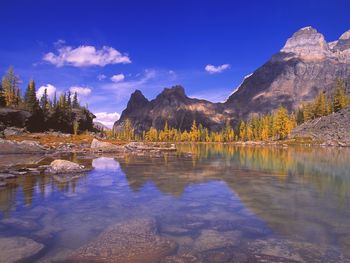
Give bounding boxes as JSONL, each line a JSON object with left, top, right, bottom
{"left": 114, "top": 26, "right": 350, "bottom": 133}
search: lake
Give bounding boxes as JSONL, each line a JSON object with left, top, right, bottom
{"left": 0, "top": 144, "right": 350, "bottom": 262}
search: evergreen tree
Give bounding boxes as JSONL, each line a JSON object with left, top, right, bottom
{"left": 24, "top": 80, "right": 39, "bottom": 112}
{"left": 2, "top": 66, "right": 21, "bottom": 107}
{"left": 72, "top": 92, "right": 79, "bottom": 108}
{"left": 67, "top": 91, "right": 72, "bottom": 108}
{"left": 190, "top": 120, "right": 199, "bottom": 142}
{"left": 239, "top": 121, "right": 247, "bottom": 141}
{"left": 53, "top": 92, "right": 57, "bottom": 108}
{"left": 0, "top": 83, "right": 6, "bottom": 107}
{"left": 333, "top": 79, "right": 346, "bottom": 112}
{"left": 223, "top": 120, "right": 234, "bottom": 142}
{"left": 313, "top": 91, "right": 328, "bottom": 117}
{"left": 273, "top": 106, "right": 291, "bottom": 139}
{"left": 40, "top": 88, "right": 49, "bottom": 112}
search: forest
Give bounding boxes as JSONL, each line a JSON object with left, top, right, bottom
{"left": 0, "top": 67, "right": 94, "bottom": 133}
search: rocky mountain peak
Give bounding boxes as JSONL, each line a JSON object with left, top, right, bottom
{"left": 332, "top": 30, "right": 350, "bottom": 52}
{"left": 280, "top": 26, "right": 329, "bottom": 61}
{"left": 339, "top": 30, "right": 350, "bottom": 40}
{"left": 156, "top": 85, "right": 186, "bottom": 100}
{"left": 124, "top": 90, "right": 149, "bottom": 114}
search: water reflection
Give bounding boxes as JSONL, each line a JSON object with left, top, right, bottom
{"left": 0, "top": 145, "right": 349, "bottom": 261}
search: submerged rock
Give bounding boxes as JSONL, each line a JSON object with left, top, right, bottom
{"left": 0, "top": 139, "right": 46, "bottom": 154}
{"left": 68, "top": 218, "right": 177, "bottom": 263}
{"left": 46, "top": 159, "right": 87, "bottom": 174}
{"left": 0, "top": 236, "right": 44, "bottom": 263}
{"left": 193, "top": 229, "right": 241, "bottom": 252}
{"left": 90, "top": 138, "right": 125, "bottom": 152}
{"left": 1, "top": 217, "right": 41, "bottom": 231}
{"left": 245, "top": 238, "right": 344, "bottom": 262}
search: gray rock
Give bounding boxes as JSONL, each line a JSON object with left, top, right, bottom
{"left": 193, "top": 229, "right": 241, "bottom": 252}
{"left": 2, "top": 218, "right": 41, "bottom": 231}
{"left": 68, "top": 218, "right": 178, "bottom": 263}
{"left": 46, "top": 159, "right": 87, "bottom": 174}
{"left": 3, "top": 127, "right": 26, "bottom": 137}
{"left": 291, "top": 107, "right": 350, "bottom": 146}
{"left": 0, "top": 139, "right": 46, "bottom": 154}
{"left": 90, "top": 138, "right": 125, "bottom": 152}
{"left": 0, "top": 108, "right": 32, "bottom": 129}
{"left": 0, "top": 236, "right": 44, "bottom": 263}
{"left": 245, "top": 238, "right": 344, "bottom": 262}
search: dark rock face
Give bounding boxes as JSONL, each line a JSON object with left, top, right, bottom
{"left": 114, "top": 86, "right": 228, "bottom": 133}
{"left": 0, "top": 107, "right": 95, "bottom": 133}
{"left": 291, "top": 107, "right": 350, "bottom": 146}
{"left": 115, "top": 26, "right": 350, "bottom": 132}
{"left": 0, "top": 108, "right": 31, "bottom": 129}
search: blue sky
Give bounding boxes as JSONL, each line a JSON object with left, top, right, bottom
{"left": 1, "top": 0, "right": 349, "bottom": 126}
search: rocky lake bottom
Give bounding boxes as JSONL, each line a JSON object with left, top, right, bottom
{"left": 0, "top": 144, "right": 350, "bottom": 262}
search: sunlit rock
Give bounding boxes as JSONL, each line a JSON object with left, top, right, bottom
{"left": 68, "top": 218, "right": 178, "bottom": 263}
{"left": 0, "top": 236, "right": 44, "bottom": 263}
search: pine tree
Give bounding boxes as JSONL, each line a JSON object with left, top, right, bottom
{"left": 72, "top": 92, "right": 79, "bottom": 108}
{"left": 53, "top": 92, "right": 57, "bottom": 108}
{"left": 2, "top": 66, "right": 21, "bottom": 107}
{"left": 223, "top": 120, "right": 234, "bottom": 142}
{"left": 67, "top": 91, "right": 72, "bottom": 108}
{"left": 0, "top": 83, "right": 6, "bottom": 107}
{"left": 239, "top": 121, "right": 247, "bottom": 141}
{"left": 24, "top": 80, "right": 39, "bottom": 112}
{"left": 40, "top": 88, "right": 49, "bottom": 112}
{"left": 333, "top": 79, "right": 346, "bottom": 112}
{"left": 190, "top": 120, "right": 199, "bottom": 142}
{"left": 313, "top": 91, "right": 328, "bottom": 117}
{"left": 273, "top": 106, "right": 291, "bottom": 139}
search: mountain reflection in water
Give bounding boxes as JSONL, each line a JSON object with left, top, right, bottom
{"left": 0, "top": 145, "right": 349, "bottom": 262}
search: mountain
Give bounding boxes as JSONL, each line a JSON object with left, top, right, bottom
{"left": 226, "top": 26, "right": 350, "bottom": 119}
{"left": 114, "top": 86, "right": 228, "bottom": 133}
{"left": 114, "top": 26, "right": 350, "bottom": 132}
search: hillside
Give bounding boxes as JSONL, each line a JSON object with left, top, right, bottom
{"left": 291, "top": 107, "right": 350, "bottom": 146}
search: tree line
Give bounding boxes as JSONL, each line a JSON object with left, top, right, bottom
{"left": 0, "top": 66, "right": 93, "bottom": 133}
{"left": 295, "top": 79, "right": 350, "bottom": 124}
{"left": 114, "top": 79, "right": 349, "bottom": 142}
{"left": 114, "top": 105, "right": 296, "bottom": 142}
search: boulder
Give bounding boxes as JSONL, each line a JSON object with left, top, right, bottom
{"left": 46, "top": 159, "right": 87, "bottom": 174}
{"left": 193, "top": 229, "right": 241, "bottom": 252}
{"left": 3, "top": 127, "right": 26, "bottom": 137}
{"left": 0, "top": 108, "right": 32, "bottom": 128}
{"left": 90, "top": 138, "right": 125, "bottom": 152}
{"left": 0, "top": 139, "right": 46, "bottom": 154}
{"left": 68, "top": 218, "right": 177, "bottom": 263}
{"left": 0, "top": 236, "right": 44, "bottom": 263}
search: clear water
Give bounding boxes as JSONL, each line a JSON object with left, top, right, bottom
{"left": 1, "top": 144, "right": 350, "bottom": 262}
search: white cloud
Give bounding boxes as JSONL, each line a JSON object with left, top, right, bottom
{"left": 205, "top": 64, "right": 230, "bottom": 74}
{"left": 70, "top": 86, "right": 92, "bottom": 97}
{"left": 94, "top": 112, "right": 120, "bottom": 128}
{"left": 36, "top": 84, "right": 56, "bottom": 99}
{"left": 98, "top": 69, "right": 177, "bottom": 107}
{"left": 111, "top": 74, "right": 125, "bottom": 83}
{"left": 97, "top": 74, "right": 106, "bottom": 81}
{"left": 43, "top": 44, "right": 131, "bottom": 67}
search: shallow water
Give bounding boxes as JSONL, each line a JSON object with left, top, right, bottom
{"left": 1, "top": 145, "right": 350, "bottom": 262}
